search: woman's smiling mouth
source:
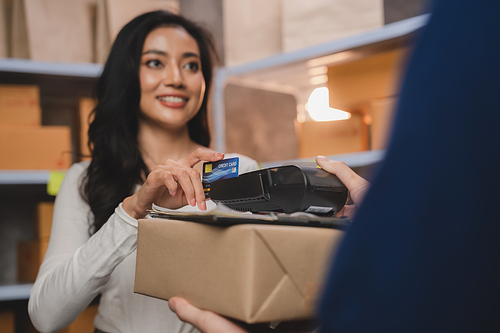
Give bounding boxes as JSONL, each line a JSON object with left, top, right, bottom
{"left": 156, "top": 95, "right": 188, "bottom": 107}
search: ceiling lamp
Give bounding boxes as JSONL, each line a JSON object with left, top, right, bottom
{"left": 306, "top": 87, "right": 351, "bottom": 122}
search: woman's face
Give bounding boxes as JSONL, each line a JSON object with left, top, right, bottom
{"left": 139, "top": 26, "right": 205, "bottom": 130}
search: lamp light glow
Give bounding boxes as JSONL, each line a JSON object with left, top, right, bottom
{"left": 306, "top": 87, "right": 351, "bottom": 122}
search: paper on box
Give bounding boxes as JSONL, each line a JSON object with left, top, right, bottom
{"left": 0, "top": 84, "right": 41, "bottom": 126}
{"left": 134, "top": 219, "right": 344, "bottom": 324}
{"left": 0, "top": 125, "right": 71, "bottom": 169}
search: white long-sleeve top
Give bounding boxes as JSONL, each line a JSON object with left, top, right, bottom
{"left": 28, "top": 154, "right": 259, "bottom": 333}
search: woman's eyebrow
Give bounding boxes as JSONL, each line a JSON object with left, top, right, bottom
{"left": 182, "top": 52, "right": 200, "bottom": 59}
{"left": 142, "top": 49, "right": 167, "bottom": 56}
{"left": 141, "top": 50, "right": 200, "bottom": 59}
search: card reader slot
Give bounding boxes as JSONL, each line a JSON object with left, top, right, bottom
{"left": 217, "top": 195, "right": 269, "bottom": 204}
{"left": 312, "top": 184, "right": 347, "bottom": 193}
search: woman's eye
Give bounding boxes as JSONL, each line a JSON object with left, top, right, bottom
{"left": 146, "top": 59, "right": 163, "bottom": 68}
{"left": 184, "top": 62, "right": 199, "bottom": 71}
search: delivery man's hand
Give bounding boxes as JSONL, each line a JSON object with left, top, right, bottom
{"left": 316, "top": 156, "right": 370, "bottom": 219}
{"left": 169, "top": 297, "right": 249, "bottom": 333}
{"left": 170, "top": 297, "right": 317, "bottom": 333}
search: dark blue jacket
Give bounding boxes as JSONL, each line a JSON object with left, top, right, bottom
{"left": 319, "top": 0, "right": 500, "bottom": 331}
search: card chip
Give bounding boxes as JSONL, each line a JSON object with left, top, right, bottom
{"left": 202, "top": 157, "right": 240, "bottom": 199}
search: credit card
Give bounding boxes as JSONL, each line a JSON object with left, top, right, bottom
{"left": 202, "top": 157, "right": 239, "bottom": 199}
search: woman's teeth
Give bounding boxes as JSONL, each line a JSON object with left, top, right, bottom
{"left": 157, "top": 96, "right": 185, "bottom": 103}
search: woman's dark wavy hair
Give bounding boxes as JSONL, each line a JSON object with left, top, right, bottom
{"left": 81, "top": 11, "right": 217, "bottom": 233}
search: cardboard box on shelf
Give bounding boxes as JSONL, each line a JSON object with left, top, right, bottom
{"left": 134, "top": 219, "right": 344, "bottom": 324}
{"left": 11, "top": 0, "right": 94, "bottom": 62}
{"left": 79, "top": 98, "right": 96, "bottom": 160}
{"left": 0, "top": 84, "right": 41, "bottom": 126}
{"left": 17, "top": 239, "right": 48, "bottom": 282}
{"left": 0, "top": 311, "right": 14, "bottom": 333}
{"left": 327, "top": 48, "right": 407, "bottom": 110}
{"left": 282, "top": 0, "right": 383, "bottom": 52}
{"left": 95, "top": 0, "right": 179, "bottom": 63}
{"left": 368, "top": 97, "right": 397, "bottom": 150}
{"left": 37, "top": 202, "right": 54, "bottom": 241}
{"left": 223, "top": 0, "right": 281, "bottom": 66}
{"left": 0, "top": 0, "right": 10, "bottom": 58}
{"left": 296, "top": 114, "right": 367, "bottom": 158}
{"left": 0, "top": 125, "right": 71, "bottom": 169}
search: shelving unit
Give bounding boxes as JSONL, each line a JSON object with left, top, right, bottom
{"left": 0, "top": 58, "right": 102, "bottom": 77}
{"left": 0, "top": 284, "right": 32, "bottom": 302}
{"left": 0, "top": 171, "right": 51, "bottom": 185}
{"left": 0, "top": 58, "right": 100, "bottom": 183}
{"left": 0, "top": 15, "right": 428, "bottom": 302}
{"left": 2, "top": 13, "right": 429, "bottom": 164}
{"left": 211, "top": 14, "right": 429, "bottom": 159}
{"left": 260, "top": 149, "right": 386, "bottom": 169}
{"left": 0, "top": 16, "right": 429, "bottom": 177}
{"left": 0, "top": 59, "right": 99, "bottom": 298}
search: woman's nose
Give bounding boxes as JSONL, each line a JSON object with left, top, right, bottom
{"left": 163, "top": 65, "right": 184, "bottom": 88}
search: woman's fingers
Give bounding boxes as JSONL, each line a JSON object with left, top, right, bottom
{"left": 131, "top": 149, "right": 226, "bottom": 213}
{"left": 160, "top": 170, "right": 179, "bottom": 197}
{"left": 157, "top": 157, "right": 211, "bottom": 210}
{"left": 169, "top": 297, "right": 248, "bottom": 333}
{"left": 180, "top": 148, "right": 224, "bottom": 168}
{"left": 316, "top": 156, "right": 370, "bottom": 207}
{"left": 162, "top": 149, "right": 225, "bottom": 210}
{"left": 169, "top": 166, "right": 206, "bottom": 210}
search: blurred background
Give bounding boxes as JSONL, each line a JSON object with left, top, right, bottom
{"left": 0, "top": 0, "right": 428, "bottom": 332}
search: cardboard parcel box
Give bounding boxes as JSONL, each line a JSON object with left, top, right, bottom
{"left": 0, "top": 125, "right": 71, "bottom": 169}
{"left": 135, "top": 218, "right": 344, "bottom": 323}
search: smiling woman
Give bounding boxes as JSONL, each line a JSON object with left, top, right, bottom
{"left": 139, "top": 26, "right": 206, "bottom": 133}
{"left": 27, "top": 10, "right": 259, "bottom": 333}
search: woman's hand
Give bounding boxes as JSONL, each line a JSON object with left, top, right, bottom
{"left": 169, "top": 297, "right": 249, "bottom": 333}
{"left": 123, "top": 148, "right": 224, "bottom": 219}
{"left": 316, "top": 156, "right": 370, "bottom": 219}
